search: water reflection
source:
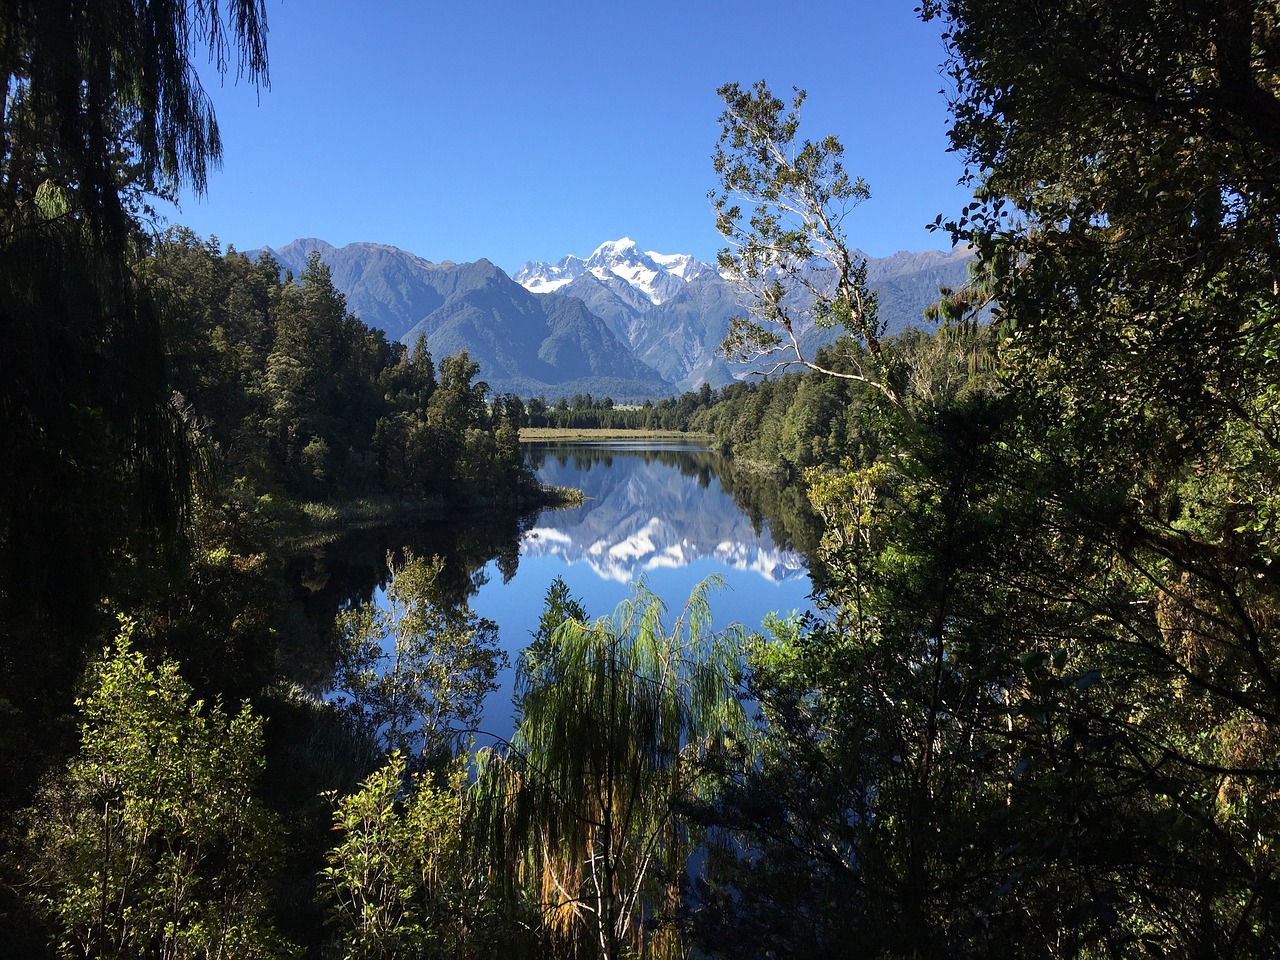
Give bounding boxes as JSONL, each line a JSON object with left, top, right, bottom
{"left": 522, "top": 442, "right": 810, "bottom": 584}
{"left": 287, "top": 442, "right": 820, "bottom": 730}
{"left": 282, "top": 441, "right": 820, "bottom": 745}
{"left": 280, "top": 508, "right": 534, "bottom": 689}
{"left": 467, "top": 441, "right": 817, "bottom": 743}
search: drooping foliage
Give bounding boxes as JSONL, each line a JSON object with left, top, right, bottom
{"left": 0, "top": 0, "right": 270, "bottom": 815}
{"left": 0, "top": 0, "right": 268, "bottom": 235}
{"left": 473, "top": 580, "right": 748, "bottom": 960}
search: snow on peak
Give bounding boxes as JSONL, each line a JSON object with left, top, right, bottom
{"left": 521, "top": 519, "right": 805, "bottom": 584}
{"left": 519, "top": 275, "right": 575, "bottom": 295}
{"left": 586, "top": 237, "right": 641, "bottom": 264}
{"left": 512, "top": 254, "right": 582, "bottom": 294}
{"left": 515, "top": 238, "right": 711, "bottom": 305}
{"left": 649, "top": 251, "right": 709, "bottom": 282}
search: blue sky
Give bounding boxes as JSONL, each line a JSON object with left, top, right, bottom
{"left": 168, "top": 0, "right": 972, "bottom": 274}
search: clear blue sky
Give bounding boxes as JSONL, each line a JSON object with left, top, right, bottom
{"left": 168, "top": 0, "right": 972, "bottom": 274}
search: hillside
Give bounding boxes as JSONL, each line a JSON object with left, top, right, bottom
{"left": 262, "top": 238, "right": 975, "bottom": 398}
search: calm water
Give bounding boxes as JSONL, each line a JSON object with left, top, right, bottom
{"left": 469, "top": 441, "right": 815, "bottom": 745}
{"left": 293, "top": 441, "right": 818, "bottom": 746}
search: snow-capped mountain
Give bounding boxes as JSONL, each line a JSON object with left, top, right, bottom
{"left": 262, "top": 236, "right": 976, "bottom": 397}
{"left": 260, "top": 239, "right": 671, "bottom": 398}
{"left": 648, "top": 250, "right": 709, "bottom": 282}
{"left": 514, "top": 238, "right": 713, "bottom": 306}
{"left": 522, "top": 518, "right": 806, "bottom": 585}
{"left": 512, "top": 255, "right": 582, "bottom": 296}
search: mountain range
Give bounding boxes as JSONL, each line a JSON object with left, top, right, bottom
{"left": 260, "top": 237, "right": 974, "bottom": 399}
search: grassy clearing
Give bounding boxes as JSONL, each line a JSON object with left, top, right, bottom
{"left": 288, "top": 483, "right": 582, "bottom": 549}
{"left": 520, "top": 427, "right": 715, "bottom": 443}
{"left": 284, "top": 496, "right": 449, "bottom": 549}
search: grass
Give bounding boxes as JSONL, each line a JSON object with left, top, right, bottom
{"left": 288, "top": 482, "right": 581, "bottom": 550}
{"left": 300, "top": 496, "right": 445, "bottom": 531}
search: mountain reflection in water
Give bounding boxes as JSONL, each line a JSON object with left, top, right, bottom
{"left": 469, "top": 441, "right": 816, "bottom": 743}
{"left": 521, "top": 442, "right": 809, "bottom": 584}
{"left": 292, "top": 441, "right": 818, "bottom": 745}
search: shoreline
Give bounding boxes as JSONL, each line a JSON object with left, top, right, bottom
{"left": 519, "top": 427, "right": 715, "bottom": 443}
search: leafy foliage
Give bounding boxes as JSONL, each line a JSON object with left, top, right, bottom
{"left": 696, "top": 5, "right": 1280, "bottom": 957}
{"left": 919, "top": 1, "right": 1280, "bottom": 951}
{"left": 0, "top": 0, "right": 267, "bottom": 236}
{"left": 474, "top": 580, "right": 748, "bottom": 960}
{"left": 0, "top": 0, "right": 268, "bottom": 813}
{"left": 21, "top": 624, "right": 294, "bottom": 959}
{"left": 145, "top": 230, "right": 537, "bottom": 506}
{"left": 712, "top": 81, "right": 901, "bottom": 404}
{"left": 332, "top": 549, "right": 506, "bottom": 763}
{"left": 321, "top": 752, "right": 477, "bottom": 960}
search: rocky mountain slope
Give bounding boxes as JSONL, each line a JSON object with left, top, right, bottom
{"left": 262, "top": 237, "right": 974, "bottom": 398}
{"left": 263, "top": 239, "right": 670, "bottom": 398}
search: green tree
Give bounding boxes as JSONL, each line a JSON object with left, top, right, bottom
{"left": 380, "top": 334, "right": 436, "bottom": 413}
{"left": 321, "top": 752, "right": 474, "bottom": 960}
{"left": 0, "top": 0, "right": 269, "bottom": 805}
{"left": 0, "top": 0, "right": 267, "bottom": 235}
{"left": 22, "top": 623, "right": 293, "bottom": 960}
{"left": 264, "top": 253, "right": 345, "bottom": 485}
{"left": 697, "top": 395, "right": 1056, "bottom": 959}
{"left": 712, "top": 81, "right": 904, "bottom": 415}
{"left": 474, "top": 580, "right": 748, "bottom": 960}
{"left": 143, "top": 228, "right": 278, "bottom": 466}
{"left": 530, "top": 577, "right": 589, "bottom": 656}
{"left": 701, "top": 5, "right": 1280, "bottom": 955}
{"left": 333, "top": 550, "right": 506, "bottom": 763}
{"left": 916, "top": 1, "right": 1280, "bottom": 952}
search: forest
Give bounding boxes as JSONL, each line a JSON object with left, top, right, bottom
{"left": 3, "top": 1, "right": 1280, "bottom": 958}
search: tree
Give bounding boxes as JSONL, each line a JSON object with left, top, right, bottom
{"left": 263, "top": 254, "right": 345, "bottom": 481}
{"left": 0, "top": 0, "right": 270, "bottom": 805}
{"left": 332, "top": 550, "right": 506, "bottom": 764}
{"left": 321, "top": 753, "right": 475, "bottom": 960}
{"left": 712, "top": 81, "right": 907, "bottom": 415}
{"left": 908, "top": 1, "right": 1280, "bottom": 952}
{"left": 22, "top": 623, "right": 293, "bottom": 960}
{"left": 695, "top": 392, "right": 1067, "bottom": 959}
{"left": 0, "top": 0, "right": 268, "bottom": 235}
{"left": 473, "top": 580, "right": 748, "bottom": 960}
{"left": 492, "top": 396, "right": 527, "bottom": 497}
{"left": 422, "top": 350, "right": 506, "bottom": 496}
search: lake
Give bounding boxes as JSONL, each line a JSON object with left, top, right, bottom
{"left": 468, "top": 440, "right": 815, "bottom": 745}
{"left": 291, "top": 439, "right": 819, "bottom": 747}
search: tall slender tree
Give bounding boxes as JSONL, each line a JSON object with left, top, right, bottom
{"left": 0, "top": 0, "right": 271, "bottom": 820}
{"left": 711, "top": 82, "right": 897, "bottom": 411}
